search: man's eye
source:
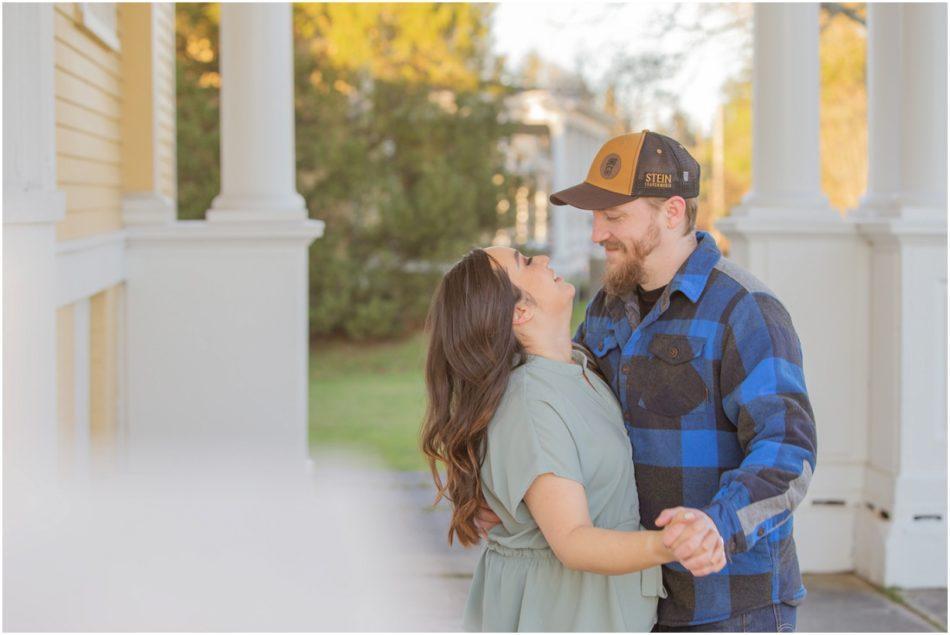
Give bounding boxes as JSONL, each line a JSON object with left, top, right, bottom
{"left": 526, "top": 256, "right": 533, "bottom": 266}
{"left": 606, "top": 215, "right": 620, "bottom": 222}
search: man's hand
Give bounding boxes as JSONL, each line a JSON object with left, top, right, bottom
{"left": 474, "top": 503, "right": 502, "bottom": 538}
{"left": 656, "top": 507, "right": 726, "bottom": 577}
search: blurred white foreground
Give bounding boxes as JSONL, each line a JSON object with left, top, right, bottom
{"left": 3, "top": 444, "right": 444, "bottom": 631}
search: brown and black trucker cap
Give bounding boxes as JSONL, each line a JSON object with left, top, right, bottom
{"left": 549, "top": 129, "right": 700, "bottom": 210}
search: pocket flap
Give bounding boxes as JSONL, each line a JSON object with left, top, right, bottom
{"left": 648, "top": 334, "right": 704, "bottom": 365}
{"left": 587, "top": 330, "right": 620, "bottom": 358}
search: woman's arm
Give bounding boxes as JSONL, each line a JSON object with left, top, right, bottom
{"left": 525, "top": 472, "right": 675, "bottom": 576}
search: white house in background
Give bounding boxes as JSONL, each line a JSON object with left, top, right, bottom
{"left": 499, "top": 89, "right": 619, "bottom": 289}
{"left": 3, "top": 2, "right": 322, "bottom": 482}
{"left": 717, "top": 3, "right": 947, "bottom": 588}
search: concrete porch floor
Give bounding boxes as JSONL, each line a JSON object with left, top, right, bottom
{"left": 6, "top": 449, "right": 943, "bottom": 631}
{"left": 393, "top": 470, "right": 948, "bottom": 632}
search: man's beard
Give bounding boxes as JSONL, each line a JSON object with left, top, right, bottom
{"left": 601, "top": 216, "right": 661, "bottom": 298}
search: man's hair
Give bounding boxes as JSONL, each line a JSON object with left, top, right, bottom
{"left": 644, "top": 197, "right": 699, "bottom": 235}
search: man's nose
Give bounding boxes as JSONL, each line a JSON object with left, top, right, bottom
{"left": 591, "top": 213, "right": 609, "bottom": 244}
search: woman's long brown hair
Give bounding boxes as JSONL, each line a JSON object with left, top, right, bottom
{"left": 420, "top": 248, "right": 526, "bottom": 547}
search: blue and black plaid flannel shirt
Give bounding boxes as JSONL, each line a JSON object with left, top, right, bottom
{"left": 574, "top": 230, "right": 817, "bottom": 627}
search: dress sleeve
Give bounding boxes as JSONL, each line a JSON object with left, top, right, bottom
{"left": 483, "top": 398, "right": 585, "bottom": 519}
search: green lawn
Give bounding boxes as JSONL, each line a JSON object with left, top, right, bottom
{"left": 309, "top": 301, "right": 588, "bottom": 471}
{"left": 309, "top": 330, "right": 430, "bottom": 471}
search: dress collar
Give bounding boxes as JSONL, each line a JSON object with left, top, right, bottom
{"left": 524, "top": 347, "right": 588, "bottom": 376}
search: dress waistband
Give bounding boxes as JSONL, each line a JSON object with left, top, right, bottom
{"left": 485, "top": 542, "right": 559, "bottom": 559}
{"left": 484, "top": 519, "right": 645, "bottom": 559}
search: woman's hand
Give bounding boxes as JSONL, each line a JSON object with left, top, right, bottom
{"left": 474, "top": 503, "right": 502, "bottom": 538}
{"left": 648, "top": 528, "right": 677, "bottom": 564}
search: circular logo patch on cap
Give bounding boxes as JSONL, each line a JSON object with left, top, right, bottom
{"left": 599, "top": 153, "right": 621, "bottom": 179}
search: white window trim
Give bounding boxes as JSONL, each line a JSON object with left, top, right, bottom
{"left": 77, "top": 3, "right": 120, "bottom": 52}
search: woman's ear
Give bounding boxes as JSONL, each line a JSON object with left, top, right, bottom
{"left": 512, "top": 302, "right": 533, "bottom": 326}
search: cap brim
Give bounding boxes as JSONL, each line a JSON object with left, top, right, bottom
{"left": 549, "top": 181, "right": 638, "bottom": 210}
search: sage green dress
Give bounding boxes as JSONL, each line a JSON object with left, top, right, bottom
{"left": 462, "top": 347, "right": 667, "bottom": 632}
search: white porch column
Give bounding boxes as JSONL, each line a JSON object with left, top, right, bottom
{"left": 853, "top": 3, "right": 948, "bottom": 589}
{"left": 716, "top": 3, "right": 870, "bottom": 575}
{"left": 124, "top": 2, "right": 322, "bottom": 463}
{"left": 2, "top": 3, "right": 66, "bottom": 483}
{"left": 898, "top": 5, "right": 948, "bottom": 215}
{"left": 207, "top": 2, "right": 307, "bottom": 221}
{"left": 735, "top": 3, "right": 832, "bottom": 218}
{"left": 858, "top": 3, "right": 902, "bottom": 215}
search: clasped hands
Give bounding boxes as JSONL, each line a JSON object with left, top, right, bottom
{"left": 655, "top": 506, "right": 727, "bottom": 577}
{"left": 474, "top": 505, "right": 726, "bottom": 577}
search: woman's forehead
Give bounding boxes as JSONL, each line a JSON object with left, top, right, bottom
{"left": 484, "top": 246, "right": 517, "bottom": 269}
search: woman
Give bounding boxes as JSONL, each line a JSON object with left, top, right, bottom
{"left": 420, "top": 247, "right": 726, "bottom": 632}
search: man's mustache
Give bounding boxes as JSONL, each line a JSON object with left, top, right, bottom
{"left": 600, "top": 240, "right": 626, "bottom": 251}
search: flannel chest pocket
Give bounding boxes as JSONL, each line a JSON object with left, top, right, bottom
{"left": 630, "top": 334, "right": 708, "bottom": 418}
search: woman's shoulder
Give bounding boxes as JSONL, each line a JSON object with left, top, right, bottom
{"left": 488, "top": 365, "right": 570, "bottom": 436}
{"left": 499, "top": 362, "right": 566, "bottom": 408}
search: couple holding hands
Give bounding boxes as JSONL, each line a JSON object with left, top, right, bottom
{"left": 421, "top": 131, "right": 817, "bottom": 632}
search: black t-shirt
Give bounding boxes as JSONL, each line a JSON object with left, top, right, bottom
{"left": 637, "top": 284, "right": 667, "bottom": 319}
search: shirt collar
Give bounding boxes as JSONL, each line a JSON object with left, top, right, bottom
{"left": 668, "top": 230, "right": 721, "bottom": 303}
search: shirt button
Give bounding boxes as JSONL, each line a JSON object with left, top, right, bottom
{"left": 621, "top": 363, "right": 631, "bottom": 374}
{"left": 757, "top": 527, "right": 765, "bottom": 537}
{"left": 669, "top": 347, "right": 679, "bottom": 359}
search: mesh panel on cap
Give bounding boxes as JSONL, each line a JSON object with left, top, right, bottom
{"left": 632, "top": 132, "right": 700, "bottom": 199}
{"left": 666, "top": 135, "right": 701, "bottom": 198}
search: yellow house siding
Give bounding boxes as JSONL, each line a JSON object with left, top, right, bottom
{"left": 118, "top": 3, "right": 177, "bottom": 206}
{"left": 53, "top": 4, "right": 130, "bottom": 462}
{"left": 119, "top": 3, "right": 154, "bottom": 192}
{"left": 55, "top": 284, "right": 124, "bottom": 465}
{"left": 90, "top": 284, "right": 121, "bottom": 456}
{"left": 53, "top": 5, "right": 121, "bottom": 76}
{"left": 53, "top": 3, "right": 123, "bottom": 242}
{"left": 58, "top": 154, "right": 122, "bottom": 188}
{"left": 154, "top": 3, "right": 177, "bottom": 202}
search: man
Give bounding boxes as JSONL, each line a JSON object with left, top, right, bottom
{"left": 476, "top": 130, "right": 817, "bottom": 631}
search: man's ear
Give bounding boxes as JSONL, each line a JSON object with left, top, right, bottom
{"left": 512, "top": 302, "right": 533, "bottom": 326}
{"left": 665, "top": 196, "right": 686, "bottom": 230}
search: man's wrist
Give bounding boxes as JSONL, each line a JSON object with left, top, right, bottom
{"left": 702, "top": 499, "right": 741, "bottom": 555}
